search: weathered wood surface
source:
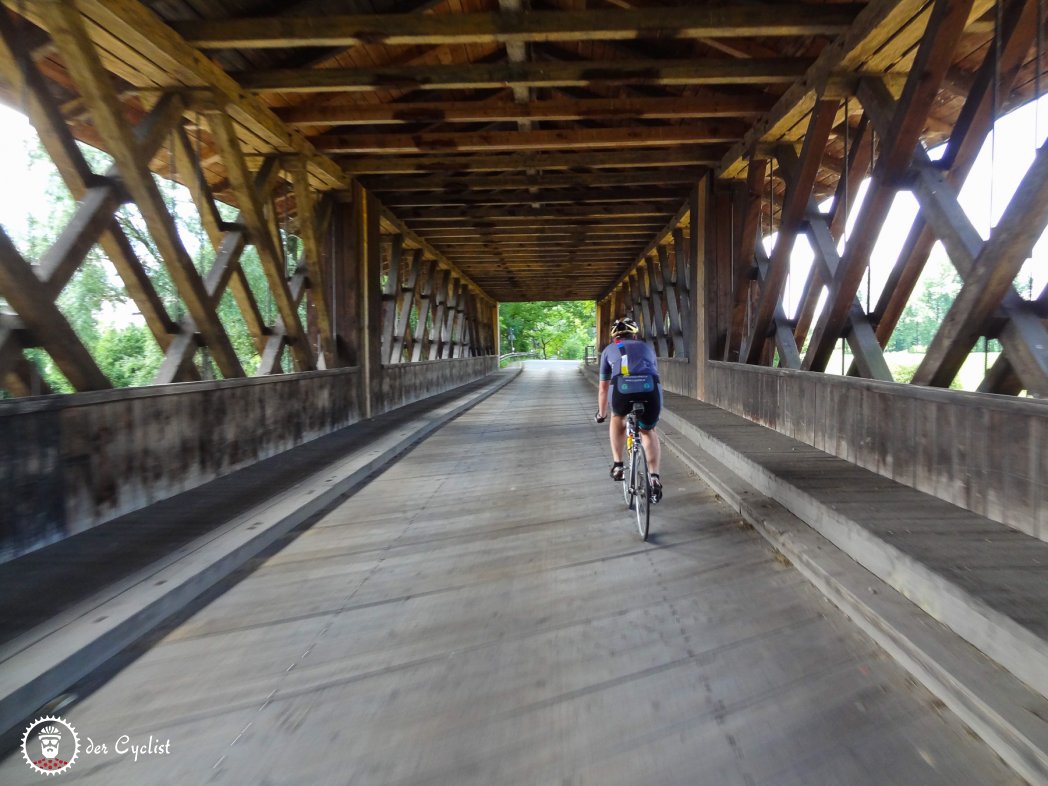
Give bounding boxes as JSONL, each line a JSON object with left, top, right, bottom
{"left": 0, "top": 362, "right": 1019, "bottom": 784}
{"left": 704, "top": 361, "right": 1048, "bottom": 540}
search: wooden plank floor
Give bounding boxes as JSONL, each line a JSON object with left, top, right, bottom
{"left": 0, "top": 361, "right": 1019, "bottom": 785}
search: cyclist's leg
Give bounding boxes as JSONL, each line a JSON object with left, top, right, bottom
{"left": 607, "top": 384, "right": 630, "bottom": 479}
{"left": 638, "top": 428, "right": 661, "bottom": 475}
{"left": 637, "top": 385, "right": 663, "bottom": 500}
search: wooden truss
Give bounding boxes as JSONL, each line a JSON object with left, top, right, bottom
{"left": 720, "top": 0, "right": 1048, "bottom": 397}
{"left": 0, "top": 3, "right": 496, "bottom": 398}
{"left": 602, "top": 204, "right": 693, "bottom": 361}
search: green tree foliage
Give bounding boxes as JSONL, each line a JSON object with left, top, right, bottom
{"left": 499, "top": 301, "right": 595, "bottom": 359}
{"left": 3, "top": 133, "right": 292, "bottom": 391}
{"left": 887, "top": 256, "right": 962, "bottom": 352}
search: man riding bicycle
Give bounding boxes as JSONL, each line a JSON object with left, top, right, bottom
{"left": 595, "top": 317, "right": 663, "bottom": 503}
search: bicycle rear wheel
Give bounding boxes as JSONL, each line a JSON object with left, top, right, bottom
{"left": 633, "top": 446, "right": 651, "bottom": 540}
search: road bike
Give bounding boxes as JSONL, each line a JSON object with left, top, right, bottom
{"left": 622, "top": 402, "right": 651, "bottom": 540}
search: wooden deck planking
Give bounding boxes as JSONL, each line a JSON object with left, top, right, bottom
{"left": 0, "top": 362, "right": 1019, "bottom": 785}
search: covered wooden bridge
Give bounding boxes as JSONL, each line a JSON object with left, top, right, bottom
{"left": 0, "top": 0, "right": 1047, "bottom": 784}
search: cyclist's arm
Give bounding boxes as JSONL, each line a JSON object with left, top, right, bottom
{"left": 597, "top": 379, "right": 610, "bottom": 419}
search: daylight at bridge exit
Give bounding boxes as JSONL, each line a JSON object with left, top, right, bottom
{"left": 0, "top": 0, "right": 1047, "bottom": 783}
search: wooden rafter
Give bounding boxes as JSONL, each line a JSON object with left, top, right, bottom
{"left": 341, "top": 148, "right": 723, "bottom": 174}
{"left": 383, "top": 189, "right": 681, "bottom": 208}
{"left": 399, "top": 203, "right": 671, "bottom": 222}
{"left": 363, "top": 170, "right": 705, "bottom": 192}
{"left": 8, "top": 0, "right": 344, "bottom": 190}
{"left": 236, "top": 58, "right": 811, "bottom": 94}
{"left": 718, "top": 0, "right": 994, "bottom": 179}
{"left": 174, "top": 6, "right": 863, "bottom": 49}
{"left": 278, "top": 96, "right": 773, "bottom": 128}
{"left": 313, "top": 124, "right": 748, "bottom": 154}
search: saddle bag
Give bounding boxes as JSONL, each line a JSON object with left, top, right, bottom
{"left": 616, "top": 374, "right": 656, "bottom": 395}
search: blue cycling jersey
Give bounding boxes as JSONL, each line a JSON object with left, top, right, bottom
{"left": 599, "top": 339, "right": 659, "bottom": 381}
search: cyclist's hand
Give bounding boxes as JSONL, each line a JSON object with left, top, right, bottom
{"left": 594, "top": 411, "right": 606, "bottom": 424}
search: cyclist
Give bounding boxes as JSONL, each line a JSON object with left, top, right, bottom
{"left": 594, "top": 317, "right": 663, "bottom": 503}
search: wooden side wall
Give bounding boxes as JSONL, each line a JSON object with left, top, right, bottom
{"left": 704, "top": 361, "right": 1048, "bottom": 540}
{"left": 0, "top": 354, "right": 498, "bottom": 563}
{"left": 378, "top": 356, "right": 497, "bottom": 414}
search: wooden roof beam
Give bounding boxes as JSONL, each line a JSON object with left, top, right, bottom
{"left": 381, "top": 189, "right": 683, "bottom": 207}
{"left": 340, "top": 147, "right": 725, "bottom": 174}
{"left": 717, "top": 0, "right": 995, "bottom": 180}
{"left": 399, "top": 203, "right": 672, "bottom": 220}
{"left": 363, "top": 170, "right": 705, "bottom": 192}
{"left": 278, "top": 95, "right": 773, "bottom": 128}
{"left": 313, "top": 123, "right": 749, "bottom": 154}
{"left": 235, "top": 58, "right": 812, "bottom": 93}
{"left": 173, "top": 6, "right": 865, "bottom": 49}
{"left": 7, "top": 0, "right": 346, "bottom": 190}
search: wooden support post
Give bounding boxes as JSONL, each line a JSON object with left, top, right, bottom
{"left": 806, "top": 218, "right": 892, "bottom": 379}
{"left": 381, "top": 234, "right": 404, "bottom": 366}
{"left": 673, "top": 227, "right": 693, "bottom": 361}
{"left": 795, "top": 115, "right": 872, "bottom": 349}
{"left": 595, "top": 299, "right": 609, "bottom": 352}
{"left": 690, "top": 179, "right": 709, "bottom": 398}
{"left": 711, "top": 183, "right": 735, "bottom": 364}
{"left": 428, "top": 270, "right": 450, "bottom": 361}
{"left": 441, "top": 278, "right": 462, "bottom": 359}
{"left": 351, "top": 182, "right": 383, "bottom": 415}
{"left": 754, "top": 246, "right": 802, "bottom": 368}
{"left": 726, "top": 159, "right": 767, "bottom": 361}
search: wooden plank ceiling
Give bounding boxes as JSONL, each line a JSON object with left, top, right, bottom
{"left": 0, "top": 0, "right": 1033, "bottom": 303}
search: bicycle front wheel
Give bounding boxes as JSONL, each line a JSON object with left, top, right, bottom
{"left": 633, "top": 446, "right": 651, "bottom": 540}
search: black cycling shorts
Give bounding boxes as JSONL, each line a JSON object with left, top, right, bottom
{"left": 609, "top": 381, "right": 662, "bottom": 430}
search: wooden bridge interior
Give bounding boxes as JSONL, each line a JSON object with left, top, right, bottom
{"left": 0, "top": 0, "right": 1045, "bottom": 400}
{"left": 3, "top": 3, "right": 1048, "bottom": 783}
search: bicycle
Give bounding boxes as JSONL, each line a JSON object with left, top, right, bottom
{"left": 622, "top": 402, "right": 651, "bottom": 541}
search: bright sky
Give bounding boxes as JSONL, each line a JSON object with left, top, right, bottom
{"left": 0, "top": 97, "right": 1045, "bottom": 326}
